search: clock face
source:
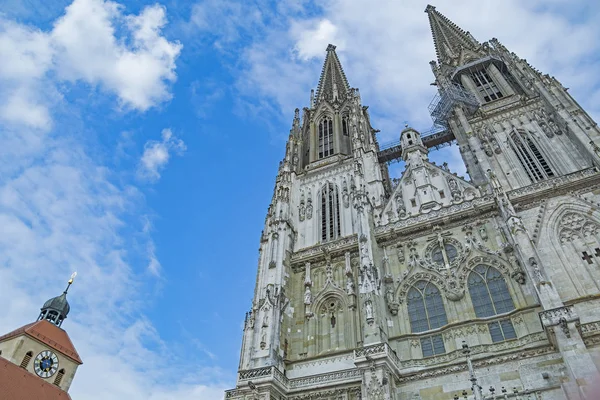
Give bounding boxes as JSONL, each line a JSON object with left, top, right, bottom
{"left": 34, "top": 350, "right": 59, "bottom": 378}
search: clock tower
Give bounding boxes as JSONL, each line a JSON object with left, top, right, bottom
{"left": 0, "top": 275, "right": 82, "bottom": 400}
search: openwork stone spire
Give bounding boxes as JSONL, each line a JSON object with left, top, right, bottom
{"left": 425, "top": 5, "right": 480, "bottom": 65}
{"left": 314, "top": 44, "right": 351, "bottom": 105}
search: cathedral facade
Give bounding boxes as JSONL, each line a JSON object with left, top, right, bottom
{"left": 225, "top": 5, "right": 600, "bottom": 400}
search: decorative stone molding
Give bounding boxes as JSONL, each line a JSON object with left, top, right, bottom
{"left": 397, "top": 345, "right": 554, "bottom": 383}
{"left": 538, "top": 305, "right": 578, "bottom": 329}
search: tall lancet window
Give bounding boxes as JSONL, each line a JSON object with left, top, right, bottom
{"left": 471, "top": 67, "right": 503, "bottom": 103}
{"left": 468, "top": 265, "right": 517, "bottom": 342}
{"left": 509, "top": 129, "right": 554, "bottom": 182}
{"left": 407, "top": 281, "right": 448, "bottom": 357}
{"left": 318, "top": 116, "right": 334, "bottom": 158}
{"left": 342, "top": 115, "right": 350, "bottom": 136}
{"left": 320, "top": 183, "right": 341, "bottom": 242}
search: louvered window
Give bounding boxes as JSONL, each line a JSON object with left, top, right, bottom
{"left": 509, "top": 129, "right": 554, "bottom": 182}
{"left": 54, "top": 369, "right": 65, "bottom": 386}
{"left": 20, "top": 351, "right": 33, "bottom": 368}
{"left": 321, "top": 183, "right": 341, "bottom": 242}
{"left": 471, "top": 68, "right": 504, "bottom": 103}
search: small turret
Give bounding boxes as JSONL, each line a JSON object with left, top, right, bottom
{"left": 38, "top": 272, "right": 76, "bottom": 327}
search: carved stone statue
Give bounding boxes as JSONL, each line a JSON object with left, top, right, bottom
{"left": 304, "top": 287, "right": 312, "bottom": 305}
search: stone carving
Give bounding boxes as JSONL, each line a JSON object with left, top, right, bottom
{"left": 539, "top": 305, "right": 578, "bottom": 328}
{"left": 342, "top": 179, "right": 350, "bottom": 208}
{"left": 304, "top": 287, "right": 312, "bottom": 305}
{"left": 446, "top": 177, "right": 462, "bottom": 201}
{"left": 299, "top": 191, "right": 306, "bottom": 222}
{"left": 395, "top": 192, "right": 407, "bottom": 218}
{"left": 306, "top": 190, "right": 313, "bottom": 220}
{"left": 558, "top": 211, "right": 600, "bottom": 243}
{"left": 385, "top": 288, "right": 399, "bottom": 315}
{"left": 364, "top": 299, "right": 374, "bottom": 325}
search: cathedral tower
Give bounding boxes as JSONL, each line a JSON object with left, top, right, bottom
{"left": 226, "top": 5, "right": 600, "bottom": 400}
{"left": 0, "top": 275, "right": 82, "bottom": 399}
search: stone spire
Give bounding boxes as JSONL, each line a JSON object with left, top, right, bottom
{"left": 425, "top": 4, "right": 480, "bottom": 65}
{"left": 314, "top": 44, "right": 350, "bottom": 105}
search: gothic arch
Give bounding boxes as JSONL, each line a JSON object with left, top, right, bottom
{"left": 543, "top": 201, "right": 600, "bottom": 296}
{"left": 311, "top": 290, "right": 354, "bottom": 355}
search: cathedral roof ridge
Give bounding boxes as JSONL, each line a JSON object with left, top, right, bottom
{"left": 425, "top": 5, "right": 480, "bottom": 65}
{"left": 314, "top": 43, "right": 351, "bottom": 105}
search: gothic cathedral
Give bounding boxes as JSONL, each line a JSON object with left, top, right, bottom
{"left": 225, "top": 5, "right": 600, "bottom": 400}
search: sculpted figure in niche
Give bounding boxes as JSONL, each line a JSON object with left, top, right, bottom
{"left": 346, "top": 277, "right": 355, "bottom": 295}
{"left": 304, "top": 287, "right": 312, "bottom": 305}
{"left": 365, "top": 300, "right": 373, "bottom": 320}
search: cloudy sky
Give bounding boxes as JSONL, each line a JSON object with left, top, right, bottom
{"left": 0, "top": 0, "right": 598, "bottom": 398}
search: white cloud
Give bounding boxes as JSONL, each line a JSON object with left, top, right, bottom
{"left": 0, "top": 1, "right": 228, "bottom": 399}
{"left": 139, "top": 128, "right": 186, "bottom": 182}
{"left": 0, "top": 0, "right": 182, "bottom": 131}
{"left": 292, "top": 19, "right": 342, "bottom": 61}
{"left": 192, "top": 0, "right": 600, "bottom": 175}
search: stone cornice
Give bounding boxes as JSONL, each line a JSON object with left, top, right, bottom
{"left": 508, "top": 167, "right": 599, "bottom": 210}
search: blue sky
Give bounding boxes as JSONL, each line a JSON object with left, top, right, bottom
{"left": 0, "top": 0, "right": 598, "bottom": 398}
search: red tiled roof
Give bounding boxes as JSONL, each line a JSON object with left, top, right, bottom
{"left": 0, "top": 358, "right": 72, "bottom": 400}
{"left": 0, "top": 320, "right": 82, "bottom": 364}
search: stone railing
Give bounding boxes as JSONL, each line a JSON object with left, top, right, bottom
{"left": 508, "top": 167, "right": 598, "bottom": 200}
{"left": 374, "top": 196, "right": 495, "bottom": 236}
{"left": 289, "top": 368, "right": 362, "bottom": 389}
{"left": 538, "top": 304, "right": 578, "bottom": 328}
{"left": 291, "top": 235, "right": 358, "bottom": 265}
{"left": 237, "top": 365, "right": 289, "bottom": 387}
{"left": 354, "top": 342, "right": 401, "bottom": 370}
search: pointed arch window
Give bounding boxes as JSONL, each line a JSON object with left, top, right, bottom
{"left": 509, "top": 129, "right": 554, "bottom": 182}
{"left": 468, "top": 265, "right": 517, "bottom": 342}
{"left": 20, "top": 351, "right": 33, "bottom": 368}
{"left": 318, "top": 116, "right": 334, "bottom": 158}
{"left": 342, "top": 115, "right": 349, "bottom": 136}
{"left": 321, "top": 183, "right": 341, "bottom": 242}
{"left": 407, "top": 281, "right": 448, "bottom": 357}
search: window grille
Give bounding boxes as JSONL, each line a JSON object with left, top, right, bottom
{"left": 20, "top": 351, "right": 33, "bottom": 368}
{"left": 54, "top": 369, "right": 65, "bottom": 386}
{"left": 468, "top": 265, "right": 517, "bottom": 342}
{"left": 471, "top": 67, "right": 503, "bottom": 103}
{"left": 407, "top": 281, "right": 448, "bottom": 357}
{"left": 509, "top": 129, "right": 554, "bottom": 182}
{"left": 318, "top": 116, "right": 334, "bottom": 158}
{"left": 321, "top": 183, "right": 341, "bottom": 242}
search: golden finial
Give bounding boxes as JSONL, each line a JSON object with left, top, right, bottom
{"left": 65, "top": 271, "right": 77, "bottom": 293}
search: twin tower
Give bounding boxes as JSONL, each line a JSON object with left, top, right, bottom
{"left": 226, "top": 5, "right": 600, "bottom": 400}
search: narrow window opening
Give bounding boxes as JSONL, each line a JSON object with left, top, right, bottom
{"left": 410, "top": 199, "right": 417, "bottom": 207}
{"left": 321, "top": 183, "right": 341, "bottom": 242}
{"left": 53, "top": 369, "right": 65, "bottom": 386}
{"left": 439, "top": 190, "right": 445, "bottom": 199}
{"left": 342, "top": 116, "right": 349, "bottom": 136}
{"left": 470, "top": 67, "right": 503, "bottom": 103}
{"left": 318, "top": 117, "right": 334, "bottom": 158}
{"left": 510, "top": 129, "right": 554, "bottom": 182}
{"left": 20, "top": 351, "right": 33, "bottom": 369}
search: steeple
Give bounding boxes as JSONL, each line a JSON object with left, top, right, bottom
{"left": 425, "top": 5, "right": 481, "bottom": 66}
{"left": 314, "top": 44, "right": 350, "bottom": 105}
{"left": 38, "top": 272, "right": 77, "bottom": 327}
